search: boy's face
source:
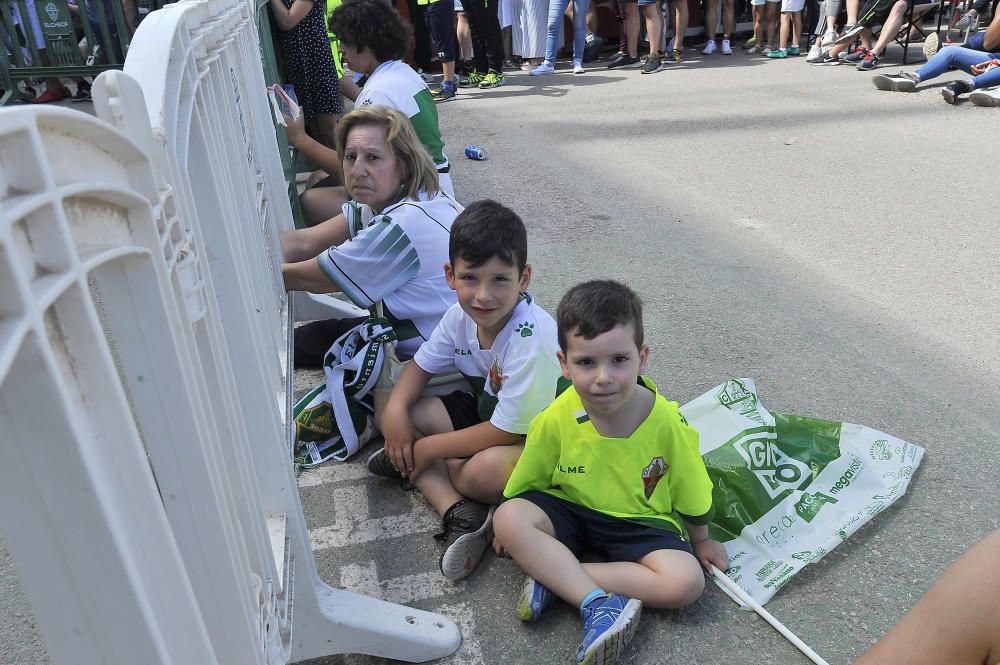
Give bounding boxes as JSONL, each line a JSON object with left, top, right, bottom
{"left": 339, "top": 42, "right": 377, "bottom": 76}
{"left": 445, "top": 256, "right": 531, "bottom": 338}
{"left": 557, "top": 323, "right": 650, "bottom": 418}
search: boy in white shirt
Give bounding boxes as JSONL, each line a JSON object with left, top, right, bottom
{"left": 371, "top": 200, "right": 564, "bottom": 580}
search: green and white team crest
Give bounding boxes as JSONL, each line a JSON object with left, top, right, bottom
{"left": 732, "top": 433, "right": 811, "bottom": 499}
{"left": 715, "top": 378, "right": 765, "bottom": 423}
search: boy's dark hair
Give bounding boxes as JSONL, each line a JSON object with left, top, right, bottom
{"left": 449, "top": 200, "right": 528, "bottom": 273}
{"left": 556, "top": 280, "right": 644, "bottom": 352}
{"left": 328, "top": 0, "right": 411, "bottom": 63}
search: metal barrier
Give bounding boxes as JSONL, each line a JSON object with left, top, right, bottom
{"left": 0, "top": 0, "right": 158, "bottom": 104}
{"left": 0, "top": 0, "right": 461, "bottom": 661}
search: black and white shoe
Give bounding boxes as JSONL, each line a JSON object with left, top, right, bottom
{"left": 942, "top": 79, "right": 973, "bottom": 104}
{"left": 438, "top": 501, "right": 494, "bottom": 580}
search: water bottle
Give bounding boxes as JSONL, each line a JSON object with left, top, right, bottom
{"left": 283, "top": 84, "right": 298, "bottom": 105}
{"left": 465, "top": 145, "right": 487, "bottom": 160}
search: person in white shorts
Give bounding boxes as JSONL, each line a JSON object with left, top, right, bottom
{"left": 765, "top": 0, "right": 804, "bottom": 57}
{"left": 745, "top": 0, "right": 780, "bottom": 54}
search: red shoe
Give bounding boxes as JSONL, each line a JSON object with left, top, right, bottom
{"left": 32, "top": 88, "right": 71, "bottom": 103}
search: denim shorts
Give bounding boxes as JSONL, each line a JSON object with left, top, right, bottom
{"left": 515, "top": 490, "right": 694, "bottom": 562}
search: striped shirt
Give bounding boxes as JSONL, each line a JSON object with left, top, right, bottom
{"left": 317, "top": 192, "right": 461, "bottom": 357}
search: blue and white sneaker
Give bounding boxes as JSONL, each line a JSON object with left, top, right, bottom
{"left": 517, "top": 576, "right": 553, "bottom": 621}
{"left": 575, "top": 593, "right": 642, "bottom": 665}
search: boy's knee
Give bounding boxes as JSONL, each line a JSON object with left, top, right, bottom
{"left": 652, "top": 567, "right": 705, "bottom": 608}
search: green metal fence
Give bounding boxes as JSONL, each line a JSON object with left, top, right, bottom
{"left": 0, "top": 0, "right": 162, "bottom": 103}
{"left": 254, "top": 0, "right": 305, "bottom": 228}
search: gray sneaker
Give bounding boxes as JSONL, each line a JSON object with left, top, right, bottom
{"left": 437, "top": 501, "right": 494, "bottom": 580}
{"left": 640, "top": 53, "right": 662, "bottom": 73}
{"left": 969, "top": 87, "right": 1000, "bottom": 106}
{"left": 872, "top": 71, "right": 919, "bottom": 91}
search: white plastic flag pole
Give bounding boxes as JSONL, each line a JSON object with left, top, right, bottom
{"left": 711, "top": 566, "right": 831, "bottom": 665}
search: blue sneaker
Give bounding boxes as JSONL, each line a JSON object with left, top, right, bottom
{"left": 517, "top": 576, "right": 553, "bottom": 621}
{"left": 575, "top": 593, "right": 642, "bottom": 665}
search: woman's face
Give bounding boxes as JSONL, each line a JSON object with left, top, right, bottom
{"left": 343, "top": 124, "right": 402, "bottom": 212}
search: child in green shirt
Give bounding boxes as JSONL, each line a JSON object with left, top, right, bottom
{"left": 494, "top": 280, "right": 730, "bottom": 665}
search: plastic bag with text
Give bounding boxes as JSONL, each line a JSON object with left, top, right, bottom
{"left": 680, "top": 379, "right": 924, "bottom": 605}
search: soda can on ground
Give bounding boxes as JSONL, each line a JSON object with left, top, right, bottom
{"left": 465, "top": 145, "right": 487, "bottom": 160}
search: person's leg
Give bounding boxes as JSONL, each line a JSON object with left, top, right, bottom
{"left": 408, "top": 397, "right": 466, "bottom": 514}
{"left": 463, "top": 0, "right": 491, "bottom": 74}
{"left": 765, "top": 0, "right": 780, "bottom": 47}
{"left": 479, "top": 0, "right": 507, "bottom": 72}
{"left": 448, "top": 444, "right": 523, "bottom": 503}
{"left": 544, "top": 0, "right": 573, "bottom": 63}
{"left": 582, "top": 549, "right": 705, "bottom": 608}
{"left": 779, "top": 11, "right": 790, "bottom": 47}
{"left": 572, "top": 0, "right": 593, "bottom": 61}
{"left": 300, "top": 186, "right": 349, "bottom": 227}
{"left": 970, "top": 63, "right": 1000, "bottom": 88}
{"left": 721, "top": 0, "right": 735, "bottom": 39}
{"left": 854, "top": 530, "right": 1000, "bottom": 665}
{"left": 616, "top": 0, "right": 628, "bottom": 52}
{"left": 751, "top": 2, "right": 765, "bottom": 45}
{"left": 869, "top": 0, "right": 907, "bottom": 55}
{"left": 791, "top": 8, "right": 802, "bottom": 46}
{"left": 408, "top": 0, "right": 434, "bottom": 73}
{"left": 673, "top": 0, "right": 689, "bottom": 49}
{"left": 625, "top": 2, "right": 641, "bottom": 54}
{"left": 703, "top": 0, "right": 719, "bottom": 43}
{"left": 846, "top": 0, "right": 860, "bottom": 24}
{"left": 426, "top": 0, "right": 459, "bottom": 83}
{"left": 917, "top": 44, "right": 999, "bottom": 79}
{"left": 643, "top": 1, "right": 664, "bottom": 55}
{"left": 494, "top": 498, "right": 600, "bottom": 606}
{"left": 456, "top": 10, "right": 474, "bottom": 61}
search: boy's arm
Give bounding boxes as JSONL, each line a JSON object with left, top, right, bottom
{"left": 285, "top": 115, "right": 343, "bottom": 181}
{"left": 381, "top": 360, "right": 432, "bottom": 476}
{"left": 410, "top": 421, "right": 522, "bottom": 478}
{"left": 686, "top": 523, "right": 729, "bottom": 575}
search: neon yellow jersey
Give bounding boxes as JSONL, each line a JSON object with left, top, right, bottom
{"left": 324, "top": 0, "right": 344, "bottom": 78}
{"left": 504, "top": 377, "right": 715, "bottom": 535}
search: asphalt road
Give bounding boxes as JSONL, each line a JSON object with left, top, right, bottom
{"left": 3, "top": 41, "right": 999, "bottom": 665}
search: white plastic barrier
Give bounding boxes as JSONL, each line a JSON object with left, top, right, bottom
{"left": 0, "top": 0, "right": 461, "bottom": 662}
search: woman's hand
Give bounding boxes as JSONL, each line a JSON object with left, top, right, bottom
{"left": 970, "top": 59, "right": 997, "bottom": 75}
{"left": 693, "top": 538, "right": 730, "bottom": 575}
{"left": 283, "top": 112, "right": 306, "bottom": 148}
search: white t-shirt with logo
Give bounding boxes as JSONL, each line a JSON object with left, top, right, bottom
{"left": 317, "top": 192, "right": 461, "bottom": 357}
{"left": 413, "top": 293, "right": 563, "bottom": 434}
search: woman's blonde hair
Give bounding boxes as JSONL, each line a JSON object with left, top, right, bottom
{"left": 335, "top": 105, "right": 440, "bottom": 200}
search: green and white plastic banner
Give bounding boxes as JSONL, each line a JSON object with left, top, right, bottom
{"left": 681, "top": 378, "right": 924, "bottom": 606}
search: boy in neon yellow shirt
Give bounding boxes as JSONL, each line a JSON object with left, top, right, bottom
{"left": 494, "top": 280, "right": 730, "bottom": 665}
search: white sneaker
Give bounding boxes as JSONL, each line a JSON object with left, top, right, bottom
{"left": 807, "top": 44, "right": 822, "bottom": 60}
{"left": 530, "top": 61, "right": 555, "bottom": 75}
{"left": 702, "top": 40, "right": 718, "bottom": 54}
{"left": 721, "top": 39, "right": 733, "bottom": 54}
{"left": 572, "top": 59, "right": 585, "bottom": 73}
{"left": 821, "top": 29, "right": 837, "bottom": 46}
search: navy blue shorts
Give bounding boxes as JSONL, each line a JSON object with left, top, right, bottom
{"left": 516, "top": 490, "right": 694, "bottom": 563}
{"left": 424, "top": 0, "right": 457, "bottom": 64}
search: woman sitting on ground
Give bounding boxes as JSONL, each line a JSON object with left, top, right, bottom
{"left": 282, "top": 105, "right": 461, "bottom": 366}
{"left": 287, "top": 0, "right": 454, "bottom": 227}
{"left": 871, "top": 11, "right": 1000, "bottom": 104}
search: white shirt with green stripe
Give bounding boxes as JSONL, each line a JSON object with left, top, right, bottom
{"left": 504, "top": 377, "right": 716, "bottom": 535}
{"left": 355, "top": 60, "right": 449, "bottom": 173}
{"left": 316, "top": 192, "right": 461, "bottom": 357}
{"left": 413, "top": 293, "right": 563, "bottom": 434}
